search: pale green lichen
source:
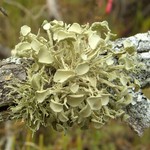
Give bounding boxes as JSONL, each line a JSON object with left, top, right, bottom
{"left": 10, "top": 20, "right": 141, "bottom": 132}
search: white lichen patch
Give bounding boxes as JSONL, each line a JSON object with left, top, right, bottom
{"left": 10, "top": 20, "right": 141, "bottom": 132}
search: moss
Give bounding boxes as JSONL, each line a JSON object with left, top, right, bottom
{"left": 10, "top": 20, "right": 141, "bottom": 132}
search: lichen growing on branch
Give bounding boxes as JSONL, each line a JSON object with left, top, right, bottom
{"left": 10, "top": 20, "right": 141, "bottom": 132}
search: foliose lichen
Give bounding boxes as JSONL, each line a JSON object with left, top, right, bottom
{"left": 10, "top": 20, "right": 141, "bottom": 132}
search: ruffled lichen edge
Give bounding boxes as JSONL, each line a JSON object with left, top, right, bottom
{"left": 9, "top": 20, "right": 141, "bottom": 132}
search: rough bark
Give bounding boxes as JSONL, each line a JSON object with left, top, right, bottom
{"left": 0, "top": 32, "right": 150, "bottom": 135}
{"left": 0, "top": 57, "right": 27, "bottom": 121}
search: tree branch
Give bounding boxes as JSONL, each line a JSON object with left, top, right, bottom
{"left": 0, "top": 32, "right": 150, "bottom": 135}
{"left": 113, "top": 32, "right": 150, "bottom": 136}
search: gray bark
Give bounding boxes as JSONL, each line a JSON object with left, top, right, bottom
{"left": 113, "top": 32, "right": 150, "bottom": 136}
{"left": 0, "top": 32, "right": 150, "bottom": 135}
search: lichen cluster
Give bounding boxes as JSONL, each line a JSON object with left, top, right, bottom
{"left": 11, "top": 20, "right": 140, "bottom": 132}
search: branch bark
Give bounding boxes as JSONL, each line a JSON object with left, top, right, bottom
{"left": 0, "top": 32, "right": 150, "bottom": 135}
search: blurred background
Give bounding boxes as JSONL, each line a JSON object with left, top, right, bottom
{"left": 0, "top": 0, "right": 150, "bottom": 149}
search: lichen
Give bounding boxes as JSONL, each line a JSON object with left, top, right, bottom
{"left": 10, "top": 20, "right": 141, "bottom": 132}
